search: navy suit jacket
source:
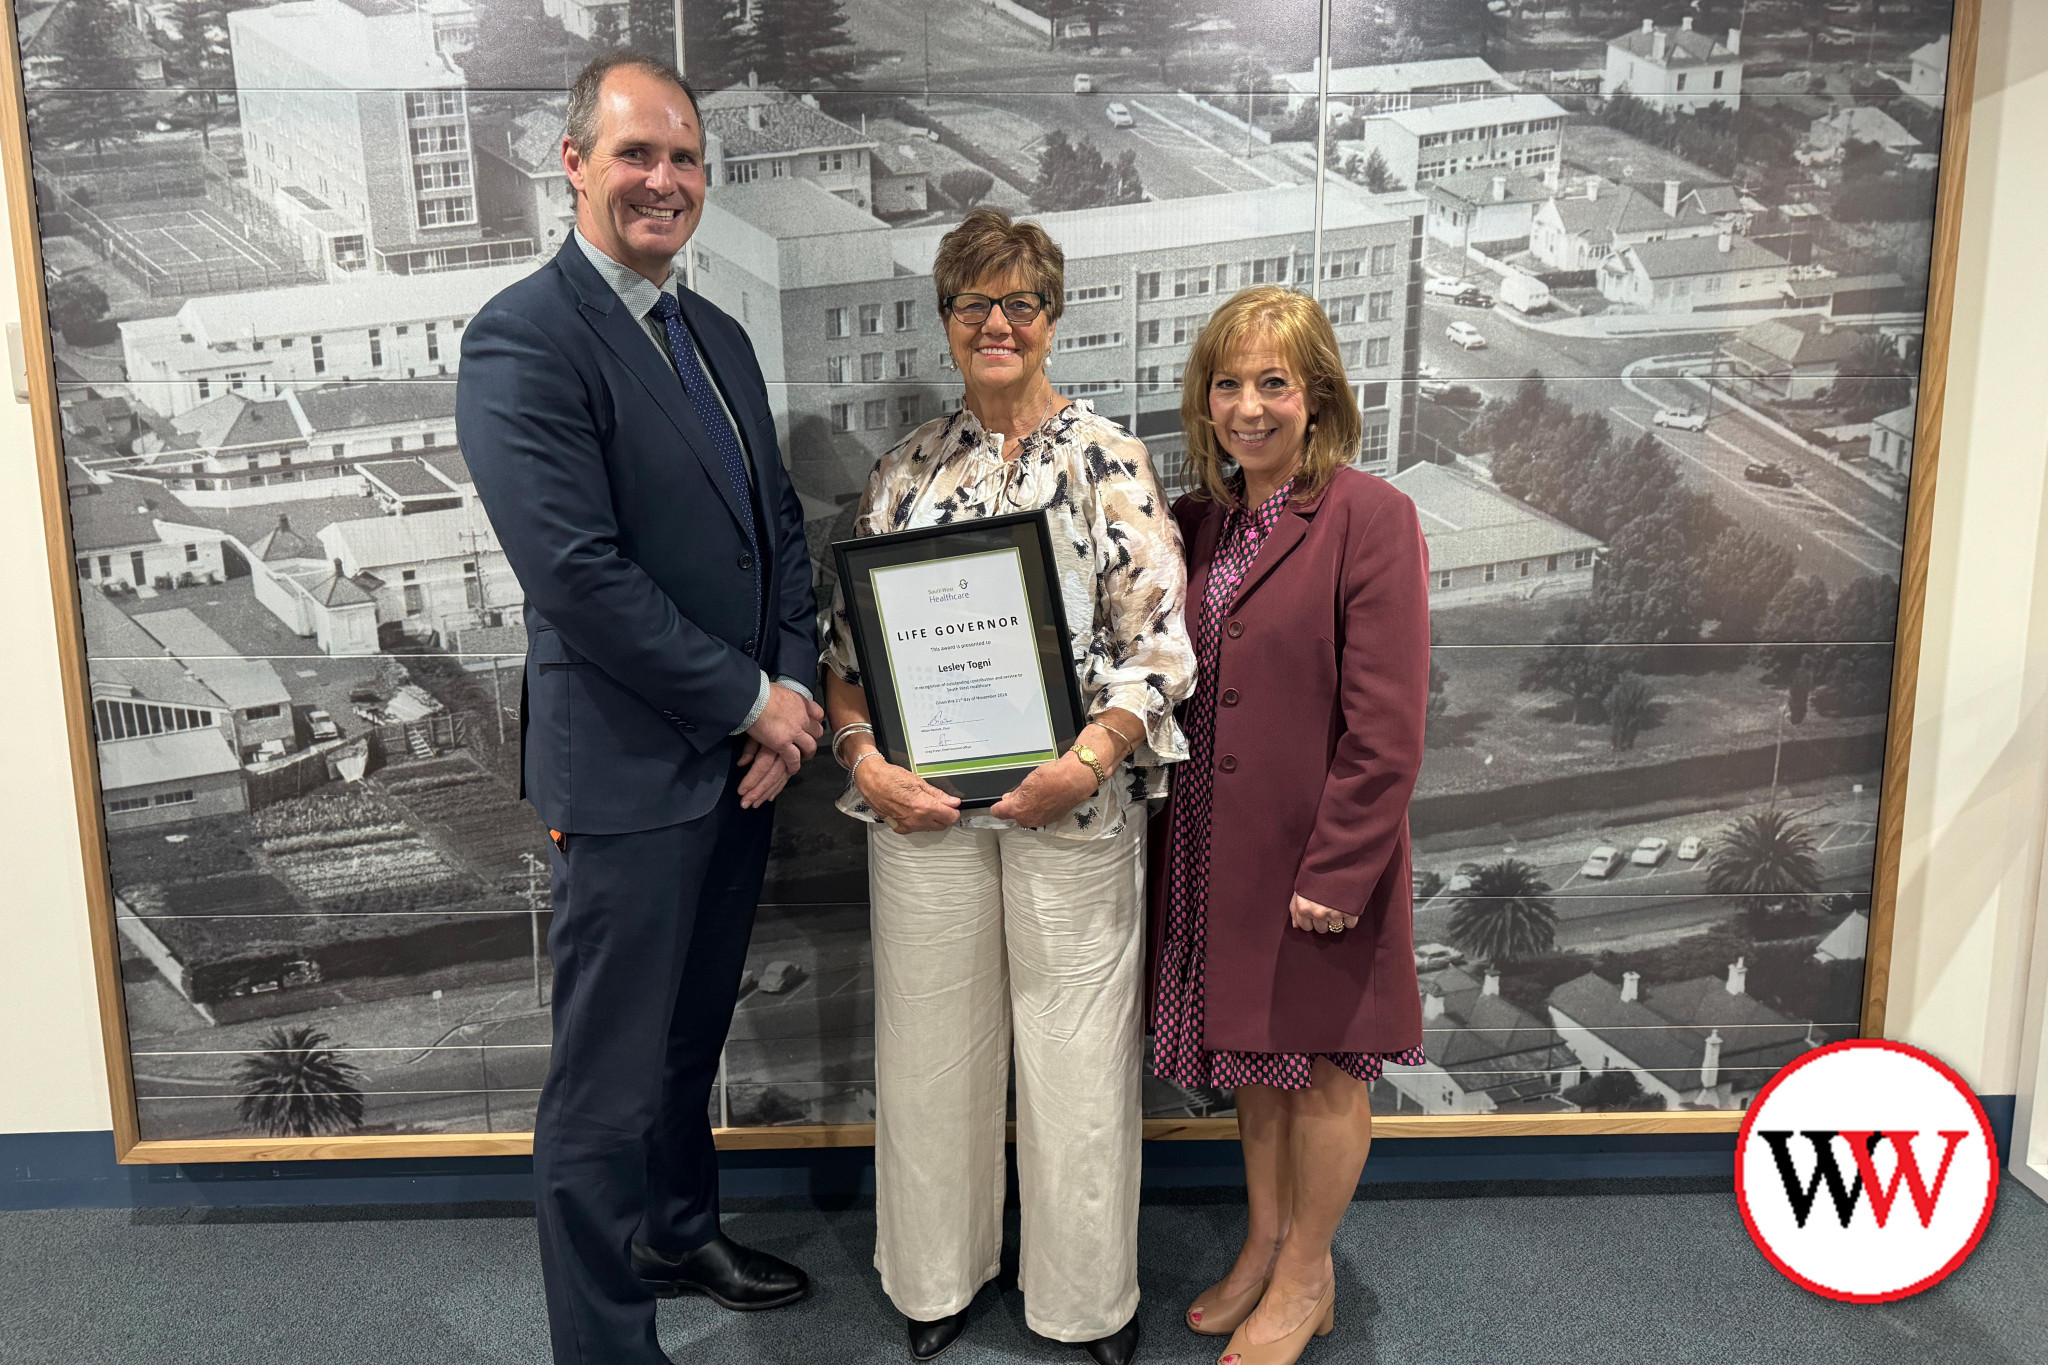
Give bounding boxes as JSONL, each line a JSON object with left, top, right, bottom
{"left": 456, "top": 240, "right": 817, "bottom": 835}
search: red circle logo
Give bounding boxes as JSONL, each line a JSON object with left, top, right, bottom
{"left": 1736, "top": 1039, "right": 1998, "bottom": 1302}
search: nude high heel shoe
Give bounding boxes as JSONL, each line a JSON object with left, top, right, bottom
{"left": 1216, "top": 1283, "right": 1335, "bottom": 1365}
{"left": 1185, "top": 1274, "right": 1270, "bottom": 1336}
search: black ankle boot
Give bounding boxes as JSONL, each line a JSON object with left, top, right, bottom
{"left": 908, "top": 1310, "right": 968, "bottom": 1361}
{"left": 1080, "top": 1315, "right": 1140, "bottom": 1365}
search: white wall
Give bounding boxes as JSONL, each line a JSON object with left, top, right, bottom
{"left": 1887, "top": 0, "right": 2048, "bottom": 1097}
{"left": 1, "top": 3, "right": 2046, "bottom": 1138}
{"left": 0, "top": 140, "right": 113, "bottom": 1134}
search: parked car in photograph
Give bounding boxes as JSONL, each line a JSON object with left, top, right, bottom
{"left": 1446, "top": 861, "right": 1482, "bottom": 893}
{"left": 1414, "top": 943, "right": 1464, "bottom": 971}
{"left": 1072, "top": 72, "right": 1094, "bottom": 94}
{"left": 1446, "top": 320, "right": 1487, "bottom": 349}
{"left": 1631, "top": 836, "right": 1671, "bottom": 867}
{"left": 1423, "top": 275, "right": 1468, "bottom": 298}
{"left": 1579, "top": 845, "right": 1625, "bottom": 879}
{"left": 1449, "top": 286, "right": 1494, "bottom": 308}
{"left": 1744, "top": 461, "right": 1795, "bottom": 487}
{"left": 1677, "top": 836, "right": 1706, "bottom": 861}
{"left": 306, "top": 709, "right": 341, "bottom": 742}
{"left": 1653, "top": 407, "right": 1708, "bottom": 432}
{"left": 1105, "top": 101, "right": 1134, "bottom": 128}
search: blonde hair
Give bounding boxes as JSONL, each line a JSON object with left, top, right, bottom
{"left": 931, "top": 207, "right": 1066, "bottom": 324}
{"left": 1179, "top": 286, "right": 1361, "bottom": 506}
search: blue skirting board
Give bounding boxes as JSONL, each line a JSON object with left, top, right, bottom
{"left": 1, "top": 1097, "right": 2016, "bottom": 1213}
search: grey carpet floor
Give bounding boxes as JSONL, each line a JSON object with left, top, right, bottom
{"left": 2, "top": 1178, "right": 2045, "bottom": 1365}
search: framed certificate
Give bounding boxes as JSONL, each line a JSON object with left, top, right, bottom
{"left": 833, "top": 510, "right": 1088, "bottom": 807}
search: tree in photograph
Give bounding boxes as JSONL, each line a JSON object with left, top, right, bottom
{"left": 1707, "top": 807, "right": 1823, "bottom": 936}
{"left": 1756, "top": 574, "right": 1831, "bottom": 684}
{"left": 28, "top": 0, "right": 147, "bottom": 157}
{"left": 1519, "top": 607, "right": 1631, "bottom": 724}
{"left": 1116, "top": 0, "right": 1206, "bottom": 82}
{"left": 674, "top": 0, "right": 749, "bottom": 88}
{"left": 937, "top": 167, "right": 995, "bottom": 211}
{"left": 234, "top": 1027, "right": 366, "bottom": 1138}
{"left": 1606, "top": 673, "right": 1653, "bottom": 752}
{"left": 1032, "top": 131, "right": 1144, "bottom": 211}
{"left": 1814, "top": 573, "right": 1900, "bottom": 715}
{"left": 1361, "top": 147, "right": 1401, "bottom": 193}
{"left": 46, "top": 274, "right": 111, "bottom": 344}
{"left": 1827, "top": 333, "right": 1914, "bottom": 422}
{"left": 1424, "top": 631, "right": 1452, "bottom": 746}
{"left": 1699, "top": 526, "right": 1798, "bottom": 642}
{"left": 734, "top": 0, "right": 857, "bottom": 89}
{"left": 1588, "top": 487, "right": 1729, "bottom": 644}
{"left": 1448, "top": 859, "right": 1558, "bottom": 965}
{"left": 1562, "top": 1066, "right": 1666, "bottom": 1112}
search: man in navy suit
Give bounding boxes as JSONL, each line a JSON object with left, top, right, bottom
{"left": 456, "top": 52, "right": 825, "bottom": 1365}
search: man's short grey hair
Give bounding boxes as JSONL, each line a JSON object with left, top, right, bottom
{"left": 565, "top": 52, "right": 700, "bottom": 159}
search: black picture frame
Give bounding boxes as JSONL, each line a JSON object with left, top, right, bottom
{"left": 833, "top": 510, "right": 1088, "bottom": 808}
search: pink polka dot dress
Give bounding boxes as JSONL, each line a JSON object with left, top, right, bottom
{"left": 1152, "top": 480, "right": 1426, "bottom": 1091}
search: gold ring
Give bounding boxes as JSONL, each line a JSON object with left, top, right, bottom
{"left": 1331, "top": 921, "right": 1346, "bottom": 932}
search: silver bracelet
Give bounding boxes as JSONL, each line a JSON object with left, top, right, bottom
{"left": 849, "top": 749, "right": 882, "bottom": 781}
{"left": 832, "top": 723, "right": 875, "bottom": 768}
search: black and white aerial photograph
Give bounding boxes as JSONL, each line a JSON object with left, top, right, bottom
{"left": 16, "top": 0, "right": 1953, "bottom": 1138}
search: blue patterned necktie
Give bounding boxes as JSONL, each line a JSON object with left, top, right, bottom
{"left": 649, "top": 291, "right": 763, "bottom": 654}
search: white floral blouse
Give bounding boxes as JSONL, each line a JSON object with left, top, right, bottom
{"left": 822, "top": 400, "right": 1197, "bottom": 840}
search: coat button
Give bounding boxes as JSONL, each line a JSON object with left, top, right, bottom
{"left": 1227, "top": 621, "right": 1244, "bottom": 638}
{"left": 1219, "top": 754, "right": 1238, "bottom": 772}
{"left": 743, "top": 636, "right": 757, "bottom": 653}
{"left": 1221, "top": 688, "right": 1239, "bottom": 706}
{"left": 739, "top": 553, "right": 754, "bottom": 571}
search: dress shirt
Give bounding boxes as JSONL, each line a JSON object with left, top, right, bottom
{"left": 571, "top": 230, "right": 811, "bottom": 733}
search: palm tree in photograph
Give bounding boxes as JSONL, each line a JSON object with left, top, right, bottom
{"left": 234, "top": 1027, "right": 366, "bottom": 1138}
{"left": 1706, "top": 807, "right": 1824, "bottom": 937}
{"left": 1448, "top": 858, "right": 1558, "bottom": 965}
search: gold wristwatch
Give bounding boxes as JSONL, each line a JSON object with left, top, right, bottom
{"left": 1069, "top": 742, "right": 1108, "bottom": 790}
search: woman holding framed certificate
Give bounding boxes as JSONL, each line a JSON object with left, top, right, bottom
{"left": 1150, "top": 288, "right": 1431, "bottom": 1365}
{"left": 821, "top": 208, "right": 1196, "bottom": 1365}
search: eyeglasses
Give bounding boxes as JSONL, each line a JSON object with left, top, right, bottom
{"left": 942, "top": 292, "right": 1049, "bottom": 326}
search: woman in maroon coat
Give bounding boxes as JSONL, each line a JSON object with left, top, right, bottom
{"left": 1151, "top": 286, "right": 1431, "bottom": 1365}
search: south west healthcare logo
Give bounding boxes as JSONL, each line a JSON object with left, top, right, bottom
{"left": 1736, "top": 1040, "right": 1999, "bottom": 1302}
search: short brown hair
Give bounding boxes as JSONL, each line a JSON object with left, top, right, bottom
{"left": 931, "top": 208, "right": 1065, "bottom": 323}
{"left": 566, "top": 52, "right": 699, "bottom": 160}
{"left": 1179, "top": 286, "right": 1362, "bottom": 506}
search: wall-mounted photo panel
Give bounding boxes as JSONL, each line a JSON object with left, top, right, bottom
{"left": 5, "top": 0, "right": 1969, "bottom": 1156}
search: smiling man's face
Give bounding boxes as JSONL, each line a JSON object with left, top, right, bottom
{"left": 563, "top": 65, "right": 706, "bottom": 284}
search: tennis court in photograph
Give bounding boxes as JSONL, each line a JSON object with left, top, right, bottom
{"left": 46, "top": 182, "right": 320, "bottom": 296}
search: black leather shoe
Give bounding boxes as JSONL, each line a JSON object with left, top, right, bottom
{"left": 907, "top": 1310, "right": 967, "bottom": 1361}
{"left": 630, "top": 1233, "right": 809, "bottom": 1311}
{"left": 1079, "top": 1316, "right": 1140, "bottom": 1365}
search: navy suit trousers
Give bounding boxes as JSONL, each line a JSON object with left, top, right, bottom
{"left": 533, "top": 758, "right": 772, "bottom": 1365}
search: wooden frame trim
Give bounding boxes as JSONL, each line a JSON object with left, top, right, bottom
{"left": 1861, "top": 0, "right": 1980, "bottom": 1041}
{"left": 0, "top": 2, "right": 1976, "bottom": 1164}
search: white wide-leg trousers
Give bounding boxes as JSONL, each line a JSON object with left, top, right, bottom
{"left": 867, "top": 811, "right": 1146, "bottom": 1342}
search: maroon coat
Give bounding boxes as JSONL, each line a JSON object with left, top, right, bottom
{"left": 1149, "top": 466, "right": 1432, "bottom": 1055}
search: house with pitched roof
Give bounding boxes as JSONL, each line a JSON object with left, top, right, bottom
{"left": 132, "top": 609, "right": 297, "bottom": 758}
{"left": 1805, "top": 106, "right": 1922, "bottom": 162}
{"left": 81, "top": 593, "right": 249, "bottom": 831}
{"left": 1387, "top": 463, "right": 1603, "bottom": 607}
{"left": 1548, "top": 960, "right": 1816, "bottom": 1109}
{"left": 1425, "top": 169, "right": 1554, "bottom": 251}
{"left": 1717, "top": 315, "right": 1870, "bottom": 402}
{"left": 319, "top": 503, "right": 517, "bottom": 647}
{"left": 1381, "top": 967, "right": 1575, "bottom": 1115}
{"left": 473, "top": 96, "right": 578, "bottom": 260}
{"left": 1599, "top": 232, "right": 1790, "bottom": 314}
{"left": 69, "top": 478, "right": 225, "bottom": 591}
{"left": 1603, "top": 17, "right": 1743, "bottom": 111}
{"left": 700, "top": 83, "right": 879, "bottom": 212}
{"left": 1529, "top": 177, "right": 1726, "bottom": 273}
